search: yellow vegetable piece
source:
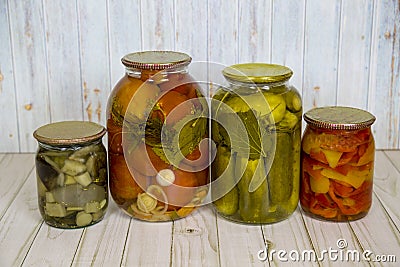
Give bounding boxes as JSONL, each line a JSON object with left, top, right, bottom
{"left": 320, "top": 168, "right": 366, "bottom": 189}
{"left": 357, "top": 143, "right": 375, "bottom": 166}
{"left": 309, "top": 175, "right": 330, "bottom": 193}
{"left": 321, "top": 149, "right": 343, "bottom": 168}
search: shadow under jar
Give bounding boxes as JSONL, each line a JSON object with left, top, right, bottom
{"left": 211, "top": 63, "right": 302, "bottom": 224}
{"left": 107, "top": 51, "right": 209, "bottom": 222}
{"left": 300, "top": 106, "right": 376, "bottom": 221}
{"left": 33, "top": 121, "right": 108, "bottom": 229}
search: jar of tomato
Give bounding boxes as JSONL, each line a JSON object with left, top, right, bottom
{"left": 300, "top": 106, "right": 376, "bottom": 221}
{"left": 107, "top": 51, "right": 209, "bottom": 221}
{"left": 211, "top": 63, "right": 302, "bottom": 224}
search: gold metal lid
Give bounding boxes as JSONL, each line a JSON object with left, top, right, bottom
{"left": 33, "top": 121, "right": 106, "bottom": 145}
{"left": 121, "top": 51, "right": 192, "bottom": 70}
{"left": 222, "top": 63, "right": 293, "bottom": 84}
{"left": 304, "top": 106, "right": 376, "bottom": 130}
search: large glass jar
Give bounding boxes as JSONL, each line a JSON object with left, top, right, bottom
{"left": 107, "top": 51, "right": 209, "bottom": 221}
{"left": 211, "top": 63, "right": 302, "bottom": 224}
{"left": 300, "top": 106, "right": 376, "bottom": 221}
{"left": 33, "top": 121, "right": 108, "bottom": 229}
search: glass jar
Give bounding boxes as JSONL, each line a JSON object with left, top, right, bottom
{"left": 33, "top": 121, "right": 108, "bottom": 228}
{"left": 300, "top": 106, "right": 376, "bottom": 221}
{"left": 107, "top": 51, "right": 209, "bottom": 221}
{"left": 211, "top": 63, "right": 302, "bottom": 224}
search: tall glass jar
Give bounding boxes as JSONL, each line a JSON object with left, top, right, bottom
{"left": 33, "top": 121, "right": 108, "bottom": 228}
{"left": 211, "top": 63, "right": 302, "bottom": 224}
{"left": 107, "top": 51, "right": 209, "bottom": 221}
{"left": 300, "top": 106, "right": 376, "bottom": 221}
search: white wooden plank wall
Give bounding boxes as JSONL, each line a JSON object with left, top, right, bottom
{"left": 0, "top": 0, "right": 399, "bottom": 152}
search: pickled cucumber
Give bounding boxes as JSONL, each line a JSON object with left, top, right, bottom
{"left": 212, "top": 146, "right": 239, "bottom": 216}
{"left": 268, "top": 132, "right": 293, "bottom": 204}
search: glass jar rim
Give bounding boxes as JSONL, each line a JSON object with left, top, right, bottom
{"left": 33, "top": 121, "right": 106, "bottom": 146}
{"left": 304, "top": 106, "right": 376, "bottom": 130}
{"left": 121, "top": 51, "right": 192, "bottom": 70}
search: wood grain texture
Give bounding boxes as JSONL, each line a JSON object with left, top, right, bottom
{"left": 0, "top": 154, "right": 35, "bottom": 219}
{"left": 77, "top": 0, "right": 110, "bottom": 125}
{"left": 108, "top": 0, "right": 142, "bottom": 87}
{"left": 0, "top": 0, "right": 19, "bottom": 152}
{"left": 8, "top": 0, "right": 50, "bottom": 152}
{"left": 141, "top": 0, "right": 175, "bottom": 51}
{"left": 368, "top": 0, "right": 400, "bottom": 149}
{"left": 302, "top": 0, "right": 341, "bottom": 113}
{"left": 1, "top": 0, "right": 400, "bottom": 150}
{"left": 171, "top": 206, "right": 219, "bottom": 266}
{"left": 238, "top": 0, "right": 272, "bottom": 63}
{"left": 336, "top": 0, "right": 374, "bottom": 109}
{"left": 271, "top": 0, "right": 305, "bottom": 90}
{"left": 0, "top": 170, "right": 43, "bottom": 267}
{"left": 43, "top": 0, "right": 83, "bottom": 122}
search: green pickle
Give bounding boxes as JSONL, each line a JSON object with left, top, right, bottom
{"left": 211, "top": 63, "right": 302, "bottom": 224}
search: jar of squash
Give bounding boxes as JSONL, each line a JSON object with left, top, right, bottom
{"left": 107, "top": 51, "right": 209, "bottom": 221}
{"left": 300, "top": 106, "right": 376, "bottom": 221}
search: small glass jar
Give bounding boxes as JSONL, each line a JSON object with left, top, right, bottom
{"left": 211, "top": 63, "right": 302, "bottom": 224}
{"left": 33, "top": 121, "right": 108, "bottom": 228}
{"left": 107, "top": 51, "right": 209, "bottom": 221}
{"left": 300, "top": 106, "right": 376, "bottom": 221}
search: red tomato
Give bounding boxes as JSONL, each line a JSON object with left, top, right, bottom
{"left": 156, "top": 91, "right": 193, "bottom": 125}
{"left": 127, "top": 143, "right": 170, "bottom": 177}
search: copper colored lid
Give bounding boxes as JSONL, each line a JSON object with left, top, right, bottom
{"left": 33, "top": 121, "right": 106, "bottom": 145}
{"left": 121, "top": 51, "right": 192, "bottom": 70}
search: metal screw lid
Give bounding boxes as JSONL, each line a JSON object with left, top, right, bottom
{"left": 304, "top": 106, "right": 376, "bottom": 130}
{"left": 121, "top": 51, "right": 192, "bottom": 70}
{"left": 222, "top": 63, "right": 293, "bottom": 84}
{"left": 33, "top": 121, "right": 106, "bottom": 146}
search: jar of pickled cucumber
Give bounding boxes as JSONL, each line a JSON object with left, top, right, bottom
{"left": 300, "top": 106, "right": 376, "bottom": 221}
{"left": 211, "top": 63, "right": 302, "bottom": 224}
{"left": 33, "top": 121, "right": 108, "bottom": 228}
{"left": 107, "top": 51, "right": 209, "bottom": 221}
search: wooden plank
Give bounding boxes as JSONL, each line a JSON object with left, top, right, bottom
{"left": 271, "top": 0, "right": 305, "bottom": 89}
{"left": 384, "top": 150, "right": 400, "bottom": 171}
{"left": 368, "top": 0, "right": 400, "bottom": 149}
{"left": 140, "top": 0, "right": 175, "bottom": 51}
{"left": 171, "top": 205, "right": 219, "bottom": 266}
{"left": 0, "top": 169, "right": 43, "bottom": 266}
{"left": 21, "top": 224, "right": 83, "bottom": 266}
{"left": 122, "top": 217, "right": 172, "bottom": 265}
{"left": 0, "top": 0, "right": 19, "bottom": 152}
{"left": 217, "top": 213, "right": 267, "bottom": 266}
{"left": 42, "top": 0, "right": 83, "bottom": 122}
{"left": 71, "top": 201, "right": 130, "bottom": 266}
{"left": 336, "top": 0, "right": 374, "bottom": 109}
{"left": 0, "top": 154, "right": 35, "bottom": 219}
{"left": 302, "top": 0, "right": 341, "bottom": 112}
{"left": 301, "top": 210, "right": 368, "bottom": 266}
{"left": 372, "top": 151, "right": 400, "bottom": 228}
{"left": 238, "top": 0, "right": 272, "bottom": 63}
{"left": 262, "top": 208, "right": 318, "bottom": 266}
{"left": 175, "top": 0, "right": 208, "bottom": 61}
{"left": 349, "top": 195, "right": 400, "bottom": 266}
{"left": 208, "top": 0, "right": 239, "bottom": 66}
{"left": 77, "top": 0, "right": 110, "bottom": 125}
{"left": 8, "top": 0, "right": 50, "bottom": 152}
{"left": 108, "top": 0, "right": 141, "bottom": 87}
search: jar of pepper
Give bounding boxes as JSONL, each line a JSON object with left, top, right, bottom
{"left": 211, "top": 63, "right": 302, "bottom": 224}
{"left": 300, "top": 106, "right": 376, "bottom": 221}
{"left": 107, "top": 51, "right": 209, "bottom": 221}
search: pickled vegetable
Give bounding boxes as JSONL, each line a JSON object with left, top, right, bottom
{"left": 107, "top": 61, "right": 210, "bottom": 221}
{"left": 36, "top": 142, "right": 108, "bottom": 228}
{"left": 300, "top": 126, "right": 374, "bottom": 221}
{"left": 212, "top": 84, "right": 302, "bottom": 224}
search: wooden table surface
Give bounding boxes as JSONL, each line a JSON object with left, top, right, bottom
{"left": 1, "top": 151, "right": 399, "bottom": 267}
